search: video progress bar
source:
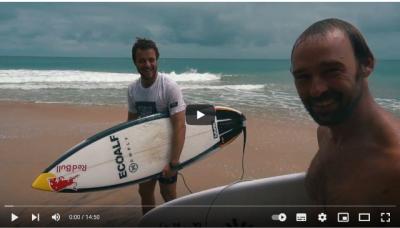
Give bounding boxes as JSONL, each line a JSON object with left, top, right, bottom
{"left": 4, "top": 204, "right": 397, "bottom": 208}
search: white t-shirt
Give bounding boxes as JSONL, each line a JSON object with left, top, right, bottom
{"left": 127, "top": 73, "right": 186, "bottom": 117}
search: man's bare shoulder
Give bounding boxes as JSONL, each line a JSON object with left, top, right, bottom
{"left": 305, "top": 126, "right": 329, "bottom": 203}
{"left": 379, "top": 139, "right": 400, "bottom": 176}
{"left": 307, "top": 127, "right": 328, "bottom": 185}
{"left": 380, "top": 111, "right": 400, "bottom": 162}
{"left": 380, "top": 109, "right": 400, "bottom": 143}
{"left": 360, "top": 111, "right": 400, "bottom": 204}
{"left": 370, "top": 146, "right": 400, "bottom": 204}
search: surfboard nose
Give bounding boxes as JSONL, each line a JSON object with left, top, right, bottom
{"left": 32, "top": 173, "right": 55, "bottom": 191}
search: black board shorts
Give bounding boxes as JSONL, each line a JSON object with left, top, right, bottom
{"left": 158, "top": 173, "right": 178, "bottom": 184}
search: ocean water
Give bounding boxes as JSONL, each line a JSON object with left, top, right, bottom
{"left": 0, "top": 56, "right": 399, "bottom": 119}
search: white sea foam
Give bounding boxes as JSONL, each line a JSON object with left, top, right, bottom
{"left": 161, "top": 69, "right": 221, "bottom": 82}
{"left": 0, "top": 83, "right": 129, "bottom": 90}
{"left": 0, "top": 69, "right": 221, "bottom": 83}
{"left": 376, "top": 98, "right": 400, "bottom": 111}
{"left": 0, "top": 70, "right": 134, "bottom": 83}
{"left": 0, "top": 69, "right": 221, "bottom": 89}
{"left": 181, "top": 84, "right": 265, "bottom": 91}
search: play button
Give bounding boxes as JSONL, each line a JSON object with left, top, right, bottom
{"left": 197, "top": 110, "right": 205, "bottom": 120}
{"left": 186, "top": 104, "right": 215, "bottom": 125}
{"left": 11, "top": 213, "right": 18, "bottom": 222}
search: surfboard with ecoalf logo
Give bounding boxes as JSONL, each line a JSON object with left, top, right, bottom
{"left": 31, "top": 105, "right": 246, "bottom": 192}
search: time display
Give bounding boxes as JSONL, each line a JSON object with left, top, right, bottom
{"left": 68, "top": 214, "right": 101, "bottom": 220}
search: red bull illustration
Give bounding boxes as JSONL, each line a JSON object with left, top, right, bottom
{"left": 48, "top": 175, "right": 79, "bottom": 191}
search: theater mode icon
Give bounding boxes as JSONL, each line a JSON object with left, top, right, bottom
{"left": 358, "top": 213, "right": 370, "bottom": 222}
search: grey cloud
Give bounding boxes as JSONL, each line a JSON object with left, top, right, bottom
{"left": 0, "top": 3, "right": 399, "bottom": 59}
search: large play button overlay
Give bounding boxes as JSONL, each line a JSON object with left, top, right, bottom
{"left": 197, "top": 110, "right": 205, "bottom": 119}
{"left": 186, "top": 104, "right": 215, "bottom": 125}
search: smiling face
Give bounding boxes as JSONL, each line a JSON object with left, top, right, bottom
{"left": 134, "top": 48, "right": 158, "bottom": 86}
{"left": 291, "top": 29, "right": 365, "bottom": 126}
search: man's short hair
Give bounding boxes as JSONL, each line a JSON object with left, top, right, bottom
{"left": 291, "top": 18, "right": 374, "bottom": 67}
{"left": 131, "top": 38, "right": 160, "bottom": 63}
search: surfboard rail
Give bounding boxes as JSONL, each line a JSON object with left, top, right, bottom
{"left": 138, "top": 172, "right": 313, "bottom": 227}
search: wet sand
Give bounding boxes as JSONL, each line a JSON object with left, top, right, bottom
{"left": 0, "top": 101, "right": 317, "bottom": 226}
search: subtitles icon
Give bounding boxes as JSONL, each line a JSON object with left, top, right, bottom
{"left": 52, "top": 213, "right": 61, "bottom": 222}
{"left": 271, "top": 213, "right": 287, "bottom": 222}
{"left": 337, "top": 212, "right": 349, "bottom": 223}
{"left": 296, "top": 213, "right": 307, "bottom": 222}
{"left": 358, "top": 213, "right": 370, "bottom": 222}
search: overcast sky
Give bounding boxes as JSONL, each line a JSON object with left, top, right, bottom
{"left": 0, "top": 3, "right": 399, "bottom": 59}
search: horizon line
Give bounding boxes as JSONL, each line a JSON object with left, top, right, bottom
{"left": 1, "top": 55, "right": 400, "bottom": 61}
{"left": 0, "top": 55, "right": 291, "bottom": 61}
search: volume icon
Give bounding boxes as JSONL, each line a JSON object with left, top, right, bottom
{"left": 52, "top": 213, "right": 61, "bottom": 222}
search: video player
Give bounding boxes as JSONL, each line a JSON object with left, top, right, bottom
{"left": 1, "top": 2, "right": 400, "bottom": 228}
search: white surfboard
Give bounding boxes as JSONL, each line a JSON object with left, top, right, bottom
{"left": 32, "top": 106, "right": 246, "bottom": 192}
{"left": 138, "top": 173, "right": 314, "bottom": 227}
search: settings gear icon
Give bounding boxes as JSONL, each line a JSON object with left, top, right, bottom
{"left": 318, "top": 213, "right": 327, "bottom": 222}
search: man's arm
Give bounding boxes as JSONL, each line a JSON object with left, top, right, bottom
{"left": 161, "top": 110, "right": 186, "bottom": 177}
{"left": 376, "top": 147, "right": 400, "bottom": 205}
{"left": 169, "top": 110, "right": 186, "bottom": 165}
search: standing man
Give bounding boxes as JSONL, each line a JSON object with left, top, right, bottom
{"left": 290, "top": 18, "right": 400, "bottom": 205}
{"left": 128, "top": 38, "right": 186, "bottom": 214}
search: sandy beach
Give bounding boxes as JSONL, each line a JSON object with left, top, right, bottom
{"left": 0, "top": 101, "right": 318, "bottom": 226}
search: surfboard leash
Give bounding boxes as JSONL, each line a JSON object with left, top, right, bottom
{"left": 178, "top": 113, "right": 247, "bottom": 196}
{"left": 240, "top": 114, "right": 247, "bottom": 180}
{"left": 204, "top": 114, "right": 248, "bottom": 226}
{"left": 178, "top": 172, "right": 193, "bottom": 194}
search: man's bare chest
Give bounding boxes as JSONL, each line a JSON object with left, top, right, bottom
{"left": 311, "top": 143, "right": 385, "bottom": 204}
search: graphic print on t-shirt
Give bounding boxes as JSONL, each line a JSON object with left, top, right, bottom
{"left": 135, "top": 101, "right": 157, "bottom": 117}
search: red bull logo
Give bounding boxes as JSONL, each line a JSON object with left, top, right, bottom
{"left": 48, "top": 175, "right": 79, "bottom": 191}
{"left": 56, "top": 164, "right": 87, "bottom": 173}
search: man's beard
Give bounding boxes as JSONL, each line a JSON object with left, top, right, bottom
{"left": 303, "top": 72, "right": 363, "bottom": 126}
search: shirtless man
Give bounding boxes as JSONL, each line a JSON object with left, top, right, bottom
{"left": 290, "top": 18, "right": 400, "bottom": 205}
